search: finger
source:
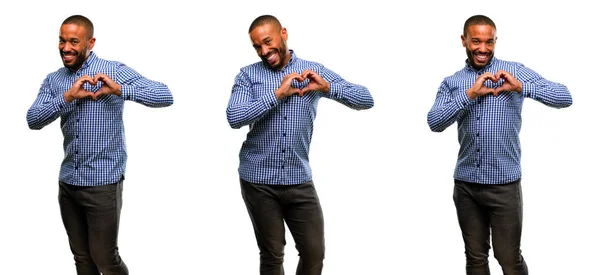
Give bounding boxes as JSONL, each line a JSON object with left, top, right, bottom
{"left": 93, "top": 73, "right": 108, "bottom": 82}
{"left": 301, "top": 69, "right": 315, "bottom": 79}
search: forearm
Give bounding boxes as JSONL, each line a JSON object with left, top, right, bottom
{"left": 26, "top": 94, "right": 67, "bottom": 130}
{"left": 327, "top": 82, "right": 374, "bottom": 110}
{"left": 121, "top": 81, "right": 173, "bottom": 107}
{"left": 517, "top": 65, "right": 572, "bottom": 108}
{"left": 227, "top": 91, "right": 278, "bottom": 129}
{"left": 522, "top": 80, "right": 572, "bottom": 108}
{"left": 427, "top": 88, "right": 472, "bottom": 132}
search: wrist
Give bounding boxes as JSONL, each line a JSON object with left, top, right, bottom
{"left": 64, "top": 92, "right": 74, "bottom": 103}
{"left": 275, "top": 88, "right": 284, "bottom": 100}
{"left": 466, "top": 88, "right": 476, "bottom": 99}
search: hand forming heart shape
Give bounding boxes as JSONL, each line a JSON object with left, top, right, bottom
{"left": 64, "top": 73, "right": 121, "bottom": 102}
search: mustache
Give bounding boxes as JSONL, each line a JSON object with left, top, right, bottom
{"left": 261, "top": 50, "right": 277, "bottom": 58}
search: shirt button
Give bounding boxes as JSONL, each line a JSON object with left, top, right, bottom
{"left": 282, "top": 149, "right": 285, "bottom": 153}
{"left": 74, "top": 167, "right": 78, "bottom": 170}
{"left": 76, "top": 119, "right": 80, "bottom": 122}
{"left": 75, "top": 151, "right": 79, "bottom": 154}
{"left": 283, "top": 133, "right": 286, "bottom": 137}
{"left": 477, "top": 117, "right": 480, "bottom": 120}
{"left": 126, "top": 96, "right": 131, "bottom": 100}
{"left": 281, "top": 165, "right": 285, "bottom": 169}
{"left": 476, "top": 164, "right": 480, "bottom": 168}
{"left": 284, "top": 116, "right": 287, "bottom": 120}
{"left": 477, "top": 149, "right": 480, "bottom": 152}
{"left": 76, "top": 135, "right": 79, "bottom": 138}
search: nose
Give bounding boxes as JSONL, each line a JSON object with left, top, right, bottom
{"left": 261, "top": 45, "right": 270, "bottom": 56}
{"left": 61, "top": 42, "right": 71, "bottom": 53}
{"left": 478, "top": 43, "right": 487, "bottom": 53}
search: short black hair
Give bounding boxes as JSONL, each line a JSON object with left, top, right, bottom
{"left": 62, "top": 15, "right": 94, "bottom": 39}
{"left": 248, "top": 15, "right": 282, "bottom": 33}
{"left": 463, "top": 15, "right": 496, "bottom": 37}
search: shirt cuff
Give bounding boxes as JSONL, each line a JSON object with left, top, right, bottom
{"left": 328, "top": 83, "right": 341, "bottom": 99}
{"left": 263, "top": 89, "right": 280, "bottom": 109}
{"left": 121, "top": 85, "right": 135, "bottom": 101}
{"left": 455, "top": 89, "right": 475, "bottom": 109}
{"left": 54, "top": 94, "right": 69, "bottom": 111}
{"left": 521, "top": 82, "right": 535, "bottom": 98}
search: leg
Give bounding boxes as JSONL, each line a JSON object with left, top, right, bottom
{"left": 453, "top": 180, "right": 492, "bottom": 275}
{"left": 81, "top": 180, "right": 129, "bottom": 275}
{"left": 282, "top": 181, "right": 325, "bottom": 275}
{"left": 241, "top": 179, "right": 286, "bottom": 275}
{"left": 58, "top": 182, "right": 100, "bottom": 275}
{"left": 487, "top": 180, "right": 528, "bottom": 275}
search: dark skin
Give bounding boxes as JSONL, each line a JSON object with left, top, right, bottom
{"left": 60, "top": 24, "right": 122, "bottom": 103}
{"left": 462, "top": 24, "right": 522, "bottom": 99}
{"left": 467, "top": 70, "right": 523, "bottom": 99}
{"left": 249, "top": 23, "right": 330, "bottom": 100}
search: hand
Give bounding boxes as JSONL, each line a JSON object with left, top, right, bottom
{"left": 64, "top": 75, "right": 95, "bottom": 103}
{"left": 275, "top": 72, "right": 304, "bottom": 99}
{"left": 299, "top": 69, "right": 330, "bottom": 95}
{"left": 91, "top": 73, "right": 121, "bottom": 100}
{"left": 466, "top": 72, "right": 496, "bottom": 99}
{"left": 493, "top": 70, "right": 522, "bottom": 96}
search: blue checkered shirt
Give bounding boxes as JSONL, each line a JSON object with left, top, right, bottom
{"left": 27, "top": 52, "right": 173, "bottom": 186}
{"left": 227, "top": 50, "right": 374, "bottom": 185}
{"left": 428, "top": 57, "right": 572, "bottom": 184}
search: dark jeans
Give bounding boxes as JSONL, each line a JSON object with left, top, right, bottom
{"left": 453, "top": 179, "right": 528, "bottom": 275}
{"left": 58, "top": 178, "right": 128, "bottom": 275}
{"left": 240, "top": 179, "right": 325, "bottom": 275}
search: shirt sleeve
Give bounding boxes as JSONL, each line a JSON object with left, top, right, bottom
{"left": 517, "top": 64, "right": 572, "bottom": 108}
{"left": 318, "top": 65, "right": 374, "bottom": 110}
{"left": 26, "top": 76, "right": 70, "bottom": 130}
{"left": 427, "top": 80, "right": 474, "bottom": 132}
{"left": 116, "top": 63, "right": 173, "bottom": 108}
{"left": 226, "top": 70, "right": 279, "bottom": 129}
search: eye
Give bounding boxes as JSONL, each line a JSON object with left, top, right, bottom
{"left": 486, "top": 40, "right": 495, "bottom": 45}
{"left": 471, "top": 40, "right": 480, "bottom": 45}
{"left": 265, "top": 39, "right": 271, "bottom": 45}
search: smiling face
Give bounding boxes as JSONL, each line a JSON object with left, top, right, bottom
{"left": 249, "top": 23, "right": 290, "bottom": 70}
{"left": 462, "top": 24, "right": 496, "bottom": 70}
{"left": 59, "top": 23, "right": 95, "bottom": 71}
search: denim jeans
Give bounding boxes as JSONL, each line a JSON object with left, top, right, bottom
{"left": 58, "top": 178, "right": 128, "bottom": 275}
{"left": 240, "top": 179, "right": 325, "bottom": 275}
{"left": 453, "top": 179, "right": 528, "bottom": 275}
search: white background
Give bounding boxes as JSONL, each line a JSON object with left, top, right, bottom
{"left": 1, "top": 0, "right": 598, "bottom": 274}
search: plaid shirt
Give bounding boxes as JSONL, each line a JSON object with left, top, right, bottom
{"left": 27, "top": 52, "right": 173, "bottom": 186}
{"left": 227, "top": 50, "right": 374, "bottom": 185}
{"left": 428, "top": 57, "right": 572, "bottom": 184}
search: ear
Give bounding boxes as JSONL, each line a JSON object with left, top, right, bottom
{"left": 88, "top": 37, "right": 96, "bottom": 51}
{"left": 281, "top": 27, "right": 288, "bottom": 41}
{"left": 461, "top": 34, "right": 466, "bottom": 47}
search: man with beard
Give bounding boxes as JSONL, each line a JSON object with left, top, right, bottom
{"left": 226, "top": 15, "right": 373, "bottom": 275}
{"left": 27, "top": 15, "right": 173, "bottom": 275}
{"left": 427, "top": 15, "right": 572, "bottom": 275}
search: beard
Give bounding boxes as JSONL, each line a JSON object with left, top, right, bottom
{"left": 466, "top": 48, "right": 494, "bottom": 70}
{"left": 61, "top": 46, "right": 88, "bottom": 70}
{"left": 261, "top": 38, "right": 288, "bottom": 70}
